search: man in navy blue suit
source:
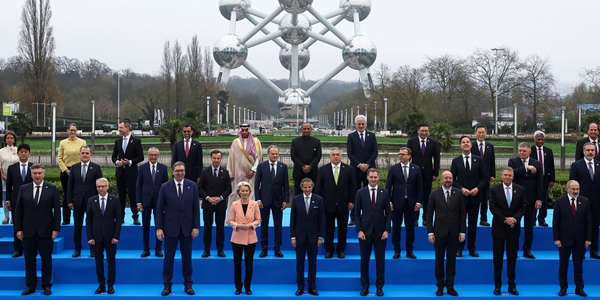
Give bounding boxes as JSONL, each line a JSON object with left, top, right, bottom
{"left": 171, "top": 124, "right": 203, "bottom": 183}
{"left": 509, "top": 142, "right": 543, "bottom": 259}
{"left": 290, "top": 178, "right": 325, "bottom": 296}
{"left": 450, "top": 136, "right": 488, "bottom": 258}
{"left": 67, "top": 145, "right": 103, "bottom": 258}
{"left": 156, "top": 161, "right": 200, "bottom": 296}
{"left": 255, "top": 145, "right": 289, "bottom": 258}
{"left": 347, "top": 115, "right": 378, "bottom": 225}
{"left": 569, "top": 142, "right": 600, "bottom": 259}
{"left": 6, "top": 144, "right": 33, "bottom": 258}
{"left": 86, "top": 177, "right": 121, "bottom": 294}
{"left": 531, "top": 131, "right": 555, "bottom": 227}
{"left": 385, "top": 147, "right": 422, "bottom": 259}
{"left": 553, "top": 180, "right": 592, "bottom": 297}
{"left": 470, "top": 124, "right": 495, "bottom": 227}
{"left": 136, "top": 147, "right": 169, "bottom": 258}
{"left": 14, "top": 164, "right": 61, "bottom": 296}
{"left": 111, "top": 120, "right": 144, "bottom": 225}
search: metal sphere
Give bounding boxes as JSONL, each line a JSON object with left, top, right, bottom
{"left": 279, "top": 44, "right": 310, "bottom": 71}
{"left": 342, "top": 35, "right": 377, "bottom": 70}
{"left": 213, "top": 34, "right": 248, "bottom": 69}
{"left": 219, "top": 0, "right": 251, "bottom": 21}
{"left": 279, "top": 13, "right": 311, "bottom": 45}
{"left": 339, "top": 0, "right": 371, "bottom": 22}
{"left": 278, "top": 0, "right": 313, "bottom": 14}
{"left": 278, "top": 88, "right": 311, "bottom": 117}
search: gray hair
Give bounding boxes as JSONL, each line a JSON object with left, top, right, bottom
{"left": 355, "top": 114, "right": 366, "bottom": 123}
{"left": 235, "top": 181, "right": 252, "bottom": 194}
{"left": 148, "top": 147, "right": 160, "bottom": 154}
{"left": 533, "top": 130, "right": 545, "bottom": 139}
{"left": 96, "top": 177, "right": 109, "bottom": 187}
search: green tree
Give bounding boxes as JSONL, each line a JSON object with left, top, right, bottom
{"left": 157, "top": 119, "right": 182, "bottom": 151}
{"left": 429, "top": 122, "right": 454, "bottom": 152}
{"left": 403, "top": 112, "right": 426, "bottom": 137}
{"left": 10, "top": 111, "right": 35, "bottom": 144}
{"left": 180, "top": 109, "right": 204, "bottom": 138}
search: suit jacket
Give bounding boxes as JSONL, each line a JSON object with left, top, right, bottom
{"left": 6, "top": 161, "right": 33, "bottom": 207}
{"left": 569, "top": 158, "right": 600, "bottom": 208}
{"left": 111, "top": 135, "right": 144, "bottom": 178}
{"left": 346, "top": 130, "right": 378, "bottom": 170}
{"left": 426, "top": 187, "right": 466, "bottom": 238}
{"left": 450, "top": 154, "right": 488, "bottom": 204}
{"left": 290, "top": 136, "right": 322, "bottom": 178}
{"left": 508, "top": 157, "right": 543, "bottom": 204}
{"left": 171, "top": 139, "right": 203, "bottom": 182}
{"left": 290, "top": 193, "right": 325, "bottom": 244}
{"left": 86, "top": 194, "right": 122, "bottom": 242}
{"left": 354, "top": 186, "right": 392, "bottom": 237}
{"left": 198, "top": 166, "right": 232, "bottom": 210}
{"left": 407, "top": 136, "right": 440, "bottom": 180}
{"left": 575, "top": 138, "right": 599, "bottom": 161}
{"left": 488, "top": 183, "right": 526, "bottom": 238}
{"left": 254, "top": 160, "right": 290, "bottom": 207}
{"left": 552, "top": 195, "right": 592, "bottom": 247}
{"left": 136, "top": 162, "right": 169, "bottom": 207}
{"left": 530, "top": 145, "right": 555, "bottom": 186}
{"left": 67, "top": 161, "right": 103, "bottom": 207}
{"left": 315, "top": 162, "right": 357, "bottom": 213}
{"left": 228, "top": 199, "right": 261, "bottom": 245}
{"left": 13, "top": 181, "right": 61, "bottom": 238}
{"left": 471, "top": 140, "right": 496, "bottom": 179}
{"left": 385, "top": 162, "right": 423, "bottom": 208}
{"left": 155, "top": 179, "right": 200, "bottom": 238}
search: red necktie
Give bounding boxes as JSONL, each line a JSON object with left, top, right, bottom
{"left": 185, "top": 139, "right": 190, "bottom": 157}
{"left": 371, "top": 188, "right": 376, "bottom": 209}
{"left": 538, "top": 148, "right": 543, "bottom": 174}
{"left": 571, "top": 198, "right": 576, "bottom": 216}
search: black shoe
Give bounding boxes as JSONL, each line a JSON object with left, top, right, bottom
{"left": 95, "top": 285, "right": 106, "bottom": 294}
{"left": 245, "top": 289, "right": 252, "bottom": 295}
{"left": 480, "top": 221, "right": 490, "bottom": 226}
{"left": 43, "top": 287, "right": 52, "bottom": 295}
{"left": 259, "top": 250, "right": 268, "bottom": 257}
{"left": 337, "top": 252, "right": 345, "bottom": 258}
{"left": 523, "top": 251, "right": 535, "bottom": 259}
{"left": 107, "top": 286, "right": 114, "bottom": 294}
{"left": 436, "top": 287, "right": 444, "bottom": 296}
{"left": 348, "top": 220, "right": 355, "bottom": 226}
{"left": 376, "top": 288, "right": 384, "bottom": 296}
{"left": 558, "top": 288, "right": 567, "bottom": 296}
{"left": 538, "top": 221, "right": 549, "bottom": 227}
{"left": 414, "top": 221, "right": 419, "bottom": 226}
{"left": 393, "top": 251, "right": 400, "bottom": 259}
{"left": 274, "top": 249, "right": 284, "bottom": 257}
{"left": 155, "top": 249, "right": 164, "bottom": 257}
{"left": 161, "top": 286, "right": 171, "bottom": 296}
{"left": 469, "top": 249, "right": 479, "bottom": 257}
{"left": 133, "top": 216, "right": 141, "bottom": 225}
{"left": 235, "top": 288, "right": 242, "bottom": 295}
{"left": 217, "top": 250, "right": 226, "bottom": 257}
{"left": 308, "top": 288, "right": 319, "bottom": 296}
{"left": 360, "top": 288, "right": 369, "bottom": 296}
{"left": 90, "top": 251, "right": 95, "bottom": 258}
{"left": 406, "top": 251, "right": 417, "bottom": 259}
{"left": 12, "top": 250, "right": 22, "bottom": 258}
{"left": 589, "top": 252, "right": 600, "bottom": 259}
{"left": 508, "top": 287, "right": 519, "bottom": 295}
{"left": 72, "top": 250, "right": 81, "bottom": 258}
{"left": 141, "top": 250, "right": 150, "bottom": 257}
{"left": 22, "top": 287, "right": 35, "bottom": 295}
{"left": 61, "top": 221, "right": 70, "bottom": 225}
{"left": 447, "top": 287, "right": 458, "bottom": 296}
{"left": 184, "top": 286, "right": 195, "bottom": 295}
{"left": 576, "top": 289, "right": 588, "bottom": 297}
{"left": 493, "top": 288, "right": 501, "bottom": 295}
{"left": 325, "top": 252, "right": 333, "bottom": 258}
{"left": 295, "top": 288, "right": 303, "bottom": 296}
{"left": 456, "top": 250, "right": 463, "bottom": 258}
{"left": 202, "top": 250, "right": 210, "bottom": 258}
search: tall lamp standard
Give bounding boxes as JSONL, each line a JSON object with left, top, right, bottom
{"left": 117, "top": 70, "right": 122, "bottom": 125}
{"left": 364, "top": 104, "right": 368, "bottom": 130}
{"left": 91, "top": 100, "right": 96, "bottom": 149}
{"left": 233, "top": 105, "right": 236, "bottom": 127}
{"left": 217, "top": 100, "right": 221, "bottom": 128}
{"left": 206, "top": 96, "right": 210, "bottom": 135}
{"left": 373, "top": 101, "right": 377, "bottom": 132}
{"left": 51, "top": 102, "right": 57, "bottom": 166}
{"left": 561, "top": 106, "right": 566, "bottom": 169}
{"left": 383, "top": 98, "right": 388, "bottom": 131}
{"left": 491, "top": 48, "right": 505, "bottom": 136}
{"left": 226, "top": 103, "right": 229, "bottom": 129}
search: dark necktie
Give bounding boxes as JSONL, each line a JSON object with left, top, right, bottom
{"left": 185, "top": 139, "right": 190, "bottom": 158}
{"left": 421, "top": 140, "right": 426, "bottom": 155}
{"left": 571, "top": 198, "right": 576, "bottom": 216}
{"left": 178, "top": 183, "right": 182, "bottom": 199}
{"left": 595, "top": 141, "right": 599, "bottom": 160}
{"left": 34, "top": 185, "right": 40, "bottom": 205}
{"left": 214, "top": 168, "right": 218, "bottom": 179}
{"left": 21, "top": 163, "right": 26, "bottom": 182}
{"left": 479, "top": 142, "right": 484, "bottom": 157}
{"left": 271, "top": 163, "right": 276, "bottom": 181}
{"left": 101, "top": 197, "right": 105, "bottom": 215}
{"left": 305, "top": 196, "right": 310, "bottom": 214}
{"left": 82, "top": 163, "right": 87, "bottom": 182}
{"left": 151, "top": 164, "right": 156, "bottom": 181}
{"left": 371, "top": 188, "right": 376, "bottom": 209}
{"left": 538, "top": 148, "right": 543, "bottom": 174}
{"left": 445, "top": 190, "right": 450, "bottom": 203}
{"left": 589, "top": 161, "right": 594, "bottom": 179}
{"left": 465, "top": 156, "right": 470, "bottom": 175}
{"left": 360, "top": 133, "right": 365, "bottom": 147}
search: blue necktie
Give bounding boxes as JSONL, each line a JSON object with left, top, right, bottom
{"left": 506, "top": 186, "right": 511, "bottom": 207}
{"left": 305, "top": 196, "right": 310, "bottom": 213}
{"left": 82, "top": 163, "right": 87, "bottom": 182}
{"left": 101, "top": 197, "right": 105, "bottom": 215}
{"left": 123, "top": 137, "right": 128, "bottom": 153}
{"left": 21, "top": 164, "right": 26, "bottom": 182}
{"left": 151, "top": 164, "right": 156, "bottom": 182}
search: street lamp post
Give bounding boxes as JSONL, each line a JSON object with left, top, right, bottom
{"left": 364, "top": 104, "right": 368, "bottom": 130}
{"left": 384, "top": 98, "right": 388, "bottom": 131}
{"left": 217, "top": 100, "right": 221, "bottom": 126}
{"left": 238, "top": 106, "right": 241, "bottom": 125}
{"left": 51, "top": 102, "right": 57, "bottom": 166}
{"left": 206, "top": 96, "right": 210, "bottom": 135}
{"left": 491, "top": 48, "right": 505, "bottom": 136}
{"left": 226, "top": 103, "right": 229, "bottom": 129}
{"left": 233, "top": 105, "right": 236, "bottom": 127}
{"left": 350, "top": 107, "right": 354, "bottom": 128}
{"left": 91, "top": 100, "right": 96, "bottom": 149}
{"left": 561, "top": 106, "right": 566, "bottom": 169}
{"left": 373, "top": 101, "right": 377, "bottom": 132}
{"left": 117, "top": 70, "right": 122, "bottom": 126}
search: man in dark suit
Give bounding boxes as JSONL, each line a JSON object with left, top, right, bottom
{"left": 471, "top": 124, "right": 495, "bottom": 226}
{"left": 508, "top": 142, "right": 543, "bottom": 259}
{"left": 426, "top": 171, "right": 465, "bottom": 297}
{"left": 575, "top": 123, "right": 599, "bottom": 161}
{"left": 531, "top": 130, "right": 555, "bottom": 227}
{"left": 355, "top": 168, "right": 391, "bottom": 297}
{"left": 111, "top": 120, "right": 144, "bottom": 225}
{"left": 156, "top": 161, "right": 200, "bottom": 296}
{"left": 67, "top": 145, "right": 103, "bottom": 258}
{"left": 290, "top": 123, "right": 322, "bottom": 196}
{"left": 86, "top": 177, "right": 122, "bottom": 294}
{"left": 347, "top": 115, "right": 378, "bottom": 225}
{"left": 13, "top": 163, "right": 61, "bottom": 296}
{"left": 385, "top": 147, "right": 422, "bottom": 259}
{"left": 136, "top": 147, "right": 169, "bottom": 258}
{"left": 553, "top": 180, "right": 592, "bottom": 297}
{"left": 489, "top": 167, "right": 526, "bottom": 296}
{"left": 198, "top": 149, "right": 232, "bottom": 258}
{"left": 171, "top": 124, "right": 203, "bottom": 183}
{"left": 569, "top": 142, "right": 600, "bottom": 259}
{"left": 6, "top": 143, "right": 33, "bottom": 258}
{"left": 290, "top": 178, "right": 325, "bottom": 296}
{"left": 406, "top": 123, "right": 440, "bottom": 226}
{"left": 255, "top": 145, "right": 289, "bottom": 258}
{"left": 450, "top": 136, "right": 488, "bottom": 258}
{"left": 315, "top": 147, "right": 356, "bottom": 258}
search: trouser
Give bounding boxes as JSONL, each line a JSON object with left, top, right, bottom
{"left": 232, "top": 242, "right": 256, "bottom": 290}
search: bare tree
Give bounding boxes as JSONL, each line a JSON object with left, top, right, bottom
{"left": 391, "top": 65, "right": 427, "bottom": 113}
{"left": 160, "top": 41, "right": 173, "bottom": 119}
{"left": 172, "top": 40, "right": 188, "bottom": 118}
{"left": 522, "top": 54, "right": 555, "bottom": 127}
{"left": 187, "top": 35, "right": 205, "bottom": 110}
{"left": 424, "top": 55, "right": 467, "bottom": 123}
{"left": 131, "top": 81, "right": 164, "bottom": 121}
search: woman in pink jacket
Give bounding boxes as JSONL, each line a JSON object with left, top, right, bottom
{"left": 228, "top": 181, "right": 261, "bottom": 295}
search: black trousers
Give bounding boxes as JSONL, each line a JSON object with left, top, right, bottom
{"left": 522, "top": 203, "right": 536, "bottom": 253}
{"left": 536, "top": 184, "right": 550, "bottom": 222}
{"left": 295, "top": 238, "right": 318, "bottom": 290}
{"left": 260, "top": 202, "right": 283, "bottom": 250}
{"left": 359, "top": 233, "right": 387, "bottom": 289}
{"left": 434, "top": 235, "right": 459, "bottom": 288}
{"left": 479, "top": 184, "right": 490, "bottom": 222}
{"left": 391, "top": 201, "right": 415, "bottom": 252}
{"left": 493, "top": 235, "right": 519, "bottom": 289}
{"left": 459, "top": 197, "right": 480, "bottom": 251}
{"left": 141, "top": 199, "right": 162, "bottom": 251}
{"left": 60, "top": 169, "right": 71, "bottom": 223}
{"left": 73, "top": 201, "right": 93, "bottom": 253}
{"left": 202, "top": 206, "right": 226, "bottom": 251}
{"left": 589, "top": 206, "right": 600, "bottom": 254}
{"left": 232, "top": 242, "right": 256, "bottom": 290}
{"left": 558, "top": 243, "right": 586, "bottom": 290}
{"left": 350, "top": 170, "right": 369, "bottom": 222}
{"left": 416, "top": 177, "right": 433, "bottom": 223}
{"left": 324, "top": 208, "right": 349, "bottom": 254}
{"left": 23, "top": 233, "right": 53, "bottom": 289}
{"left": 163, "top": 230, "right": 193, "bottom": 287}
{"left": 94, "top": 239, "right": 117, "bottom": 286}
{"left": 116, "top": 174, "right": 138, "bottom": 221}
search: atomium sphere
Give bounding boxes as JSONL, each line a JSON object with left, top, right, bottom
{"left": 278, "top": 88, "right": 311, "bottom": 117}
{"left": 219, "top": 0, "right": 251, "bottom": 21}
{"left": 279, "top": 44, "right": 310, "bottom": 71}
{"left": 278, "top": 0, "right": 313, "bottom": 14}
{"left": 339, "top": 0, "right": 371, "bottom": 22}
{"left": 279, "top": 13, "right": 311, "bottom": 45}
{"left": 342, "top": 35, "right": 377, "bottom": 70}
{"left": 213, "top": 34, "right": 248, "bottom": 69}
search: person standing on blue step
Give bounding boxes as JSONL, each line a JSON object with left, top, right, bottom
{"left": 5, "top": 143, "right": 33, "bottom": 258}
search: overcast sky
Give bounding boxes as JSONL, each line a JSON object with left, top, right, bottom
{"left": 1, "top": 0, "right": 599, "bottom": 95}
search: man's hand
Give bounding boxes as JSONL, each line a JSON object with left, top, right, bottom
{"left": 17, "top": 231, "right": 23, "bottom": 241}
{"left": 52, "top": 231, "right": 58, "bottom": 240}
{"left": 461, "top": 188, "right": 470, "bottom": 196}
{"left": 347, "top": 203, "right": 354, "bottom": 210}
{"left": 65, "top": 169, "right": 71, "bottom": 175}
{"left": 413, "top": 203, "right": 421, "bottom": 212}
{"left": 490, "top": 177, "right": 495, "bottom": 182}
{"left": 245, "top": 170, "right": 255, "bottom": 179}
{"left": 470, "top": 187, "right": 479, "bottom": 196}
{"left": 535, "top": 200, "right": 542, "bottom": 209}
{"left": 257, "top": 201, "right": 264, "bottom": 209}
{"left": 317, "top": 237, "right": 323, "bottom": 247}
{"left": 527, "top": 165, "right": 537, "bottom": 174}
{"left": 459, "top": 235, "right": 465, "bottom": 243}
{"left": 156, "top": 229, "right": 164, "bottom": 241}
{"left": 586, "top": 240, "right": 592, "bottom": 248}
{"left": 111, "top": 238, "right": 119, "bottom": 244}
{"left": 68, "top": 203, "right": 74, "bottom": 210}
{"left": 358, "top": 163, "right": 369, "bottom": 172}
{"left": 554, "top": 240, "right": 562, "bottom": 247}
{"left": 302, "top": 165, "right": 312, "bottom": 173}
{"left": 137, "top": 203, "right": 144, "bottom": 212}
{"left": 291, "top": 239, "right": 297, "bottom": 247}
{"left": 390, "top": 203, "right": 394, "bottom": 211}
{"left": 381, "top": 231, "right": 388, "bottom": 240}
{"left": 549, "top": 181, "right": 555, "bottom": 187}
{"left": 5, "top": 202, "right": 10, "bottom": 211}
{"left": 428, "top": 235, "right": 435, "bottom": 244}
{"left": 358, "top": 231, "right": 366, "bottom": 240}
{"left": 191, "top": 228, "right": 199, "bottom": 239}
{"left": 88, "top": 239, "right": 95, "bottom": 245}
{"left": 281, "top": 202, "right": 287, "bottom": 210}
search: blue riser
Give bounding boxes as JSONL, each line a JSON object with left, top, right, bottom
{"left": 0, "top": 237, "right": 64, "bottom": 254}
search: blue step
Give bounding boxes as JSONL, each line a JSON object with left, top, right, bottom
{"left": 0, "top": 236, "right": 64, "bottom": 254}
